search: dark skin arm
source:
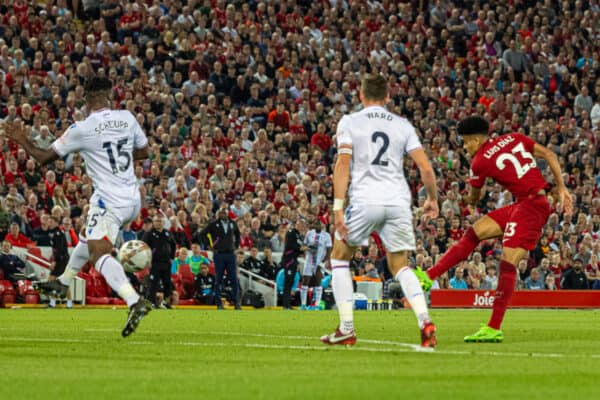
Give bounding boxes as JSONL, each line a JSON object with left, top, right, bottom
{"left": 2, "top": 121, "right": 59, "bottom": 166}
{"left": 133, "top": 145, "right": 150, "bottom": 161}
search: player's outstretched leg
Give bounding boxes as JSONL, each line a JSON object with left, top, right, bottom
{"left": 426, "top": 227, "right": 480, "bottom": 282}
{"left": 321, "top": 259, "right": 356, "bottom": 346}
{"left": 395, "top": 266, "right": 436, "bottom": 348}
{"left": 35, "top": 237, "right": 90, "bottom": 298}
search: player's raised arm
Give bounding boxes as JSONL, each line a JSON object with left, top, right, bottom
{"left": 1, "top": 120, "right": 60, "bottom": 166}
{"left": 533, "top": 143, "right": 573, "bottom": 216}
{"left": 409, "top": 148, "right": 439, "bottom": 220}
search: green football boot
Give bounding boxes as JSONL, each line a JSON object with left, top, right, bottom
{"left": 414, "top": 267, "right": 433, "bottom": 292}
{"left": 464, "top": 324, "right": 504, "bottom": 343}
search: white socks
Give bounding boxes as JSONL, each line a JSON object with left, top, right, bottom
{"left": 300, "top": 286, "right": 308, "bottom": 306}
{"left": 331, "top": 259, "right": 354, "bottom": 334}
{"left": 395, "top": 267, "right": 430, "bottom": 329}
{"left": 313, "top": 286, "right": 323, "bottom": 306}
{"left": 95, "top": 255, "right": 140, "bottom": 307}
{"left": 302, "top": 286, "right": 323, "bottom": 307}
{"left": 58, "top": 238, "right": 89, "bottom": 286}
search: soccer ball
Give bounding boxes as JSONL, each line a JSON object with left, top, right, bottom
{"left": 118, "top": 240, "right": 152, "bottom": 273}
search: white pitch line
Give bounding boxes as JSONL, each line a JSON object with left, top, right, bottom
{"left": 0, "top": 335, "right": 596, "bottom": 359}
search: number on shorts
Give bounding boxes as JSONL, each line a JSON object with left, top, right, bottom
{"left": 505, "top": 222, "right": 517, "bottom": 237}
{"left": 88, "top": 210, "right": 107, "bottom": 228}
{"left": 103, "top": 138, "right": 131, "bottom": 174}
{"left": 371, "top": 131, "right": 389, "bottom": 166}
{"left": 495, "top": 142, "right": 536, "bottom": 179}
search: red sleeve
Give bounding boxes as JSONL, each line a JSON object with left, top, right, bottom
{"left": 468, "top": 157, "right": 486, "bottom": 189}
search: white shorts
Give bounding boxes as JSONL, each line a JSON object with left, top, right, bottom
{"left": 85, "top": 201, "right": 140, "bottom": 244}
{"left": 339, "top": 204, "right": 415, "bottom": 253}
{"left": 302, "top": 261, "right": 322, "bottom": 277}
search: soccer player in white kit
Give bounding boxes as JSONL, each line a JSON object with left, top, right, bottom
{"left": 300, "top": 219, "right": 332, "bottom": 310}
{"left": 2, "top": 77, "right": 152, "bottom": 337}
{"left": 320, "top": 74, "right": 439, "bottom": 348}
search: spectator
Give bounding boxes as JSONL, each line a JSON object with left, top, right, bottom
{"left": 502, "top": 40, "right": 529, "bottom": 82}
{"left": 194, "top": 261, "right": 215, "bottom": 305}
{"left": 561, "top": 257, "right": 589, "bottom": 290}
{"left": 241, "top": 246, "right": 263, "bottom": 277}
{"left": 449, "top": 267, "right": 468, "bottom": 290}
{"left": 32, "top": 214, "right": 52, "bottom": 246}
{"left": 5, "top": 223, "right": 34, "bottom": 248}
{"left": 545, "top": 276, "right": 557, "bottom": 290}
{"left": 260, "top": 247, "right": 277, "bottom": 281}
{"left": 524, "top": 268, "right": 545, "bottom": 290}
{"left": 171, "top": 247, "right": 190, "bottom": 275}
{"left": 481, "top": 265, "right": 498, "bottom": 290}
{"left": 0, "top": 240, "right": 25, "bottom": 282}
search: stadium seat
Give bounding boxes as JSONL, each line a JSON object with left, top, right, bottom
{"left": 16, "top": 280, "right": 33, "bottom": 298}
{"left": 86, "top": 296, "right": 110, "bottom": 305}
{"left": 177, "top": 298, "right": 196, "bottom": 306}
{"left": 177, "top": 265, "right": 195, "bottom": 299}
{"left": 110, "top": 298, "right": 126, "bottom": 305}
{"left": 25, "top": 290, "right": 40, "bottom": 304}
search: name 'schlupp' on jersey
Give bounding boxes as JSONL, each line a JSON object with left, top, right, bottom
{"left": 52, "top": 109, "right": 147, "bottom": 209}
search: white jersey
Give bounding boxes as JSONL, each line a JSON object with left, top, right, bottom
{"left": 303, "top": 229, "right": 332, "bottom": 270}
{"left": 336, "top": 105, "right": 422, "bottom": 206}
{"left": 52, "top": 109, "right": 148, "bottom": 208}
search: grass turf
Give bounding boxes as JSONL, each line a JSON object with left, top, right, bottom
{"left": 0, "top": 308, "right": 598, "bottom": 400}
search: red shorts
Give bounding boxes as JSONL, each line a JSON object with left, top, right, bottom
{"left": 487, "top": 195, "right": 551, "bottom": 250}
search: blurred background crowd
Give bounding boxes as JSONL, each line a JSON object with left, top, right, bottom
{"left": 0, "top": 0, "right": 599, "bottom": 300}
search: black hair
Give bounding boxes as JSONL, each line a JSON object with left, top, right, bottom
{"left": 85, "top": 77, "right": 113, "bottom": 94}
{"left": 457, "top": 115, "right": 489, "bottom": 136}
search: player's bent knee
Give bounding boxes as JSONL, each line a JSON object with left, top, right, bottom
{"left": 87, "top": 239, "right": 114, "bottom": 266}
{"left": 500, "top": 247, "right": 528, "bottom": 266}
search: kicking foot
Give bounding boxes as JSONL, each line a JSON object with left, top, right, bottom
{"left": 414, "top": 267, "right": 433, "bottom": 292}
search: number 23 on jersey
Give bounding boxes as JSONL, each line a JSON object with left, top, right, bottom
{"left": 495, "top": 142, "right": 536, "bottom": 179}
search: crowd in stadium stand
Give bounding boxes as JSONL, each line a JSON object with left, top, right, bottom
{"left": 1, "top": 0, "right": 600, "bottom": 304}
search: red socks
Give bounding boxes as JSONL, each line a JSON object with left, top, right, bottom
{"left": 427, "top": 228, "right": 479, "bottom": 279}
{"left": 488, "top": 260, "right": 517, "bottom": 330}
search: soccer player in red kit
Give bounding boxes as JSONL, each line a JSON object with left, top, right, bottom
{"left": 417, "top": 116, "right": 573, "bottom": 342}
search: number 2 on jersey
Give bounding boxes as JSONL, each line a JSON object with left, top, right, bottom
{"left": 103, "top": 138, "right": 131, "bottom": 174}
{"left": 495, "top": 142, "right": 536, "bottom": 179}
{"left": 371, "top": 131, "right": 389, "bottom": 166}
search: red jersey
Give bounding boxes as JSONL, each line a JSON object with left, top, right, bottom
{"left": 469, "top": 134, "right": 547, "bottom": 201}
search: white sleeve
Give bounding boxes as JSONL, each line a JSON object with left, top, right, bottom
{"left": 51, "top": 124, "right": 83, "bottom": 157}
{"left": 324, "top": 232, "right": 332, "bottom": 248}
{"left": 336, "top": 115, "right": 353, "bottom": 147}
{"left": 132, "top": 116, "right": 148, "bottom": 150}
{"left": 304, "top": 231, "right": 311, "bottom": 245}
{"left": 405, "top": 123, "right": 422, "bottom": 154}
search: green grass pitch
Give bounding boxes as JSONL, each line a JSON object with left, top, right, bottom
{"left": 1, "top": 308, "right": 598, "bottom": 400}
